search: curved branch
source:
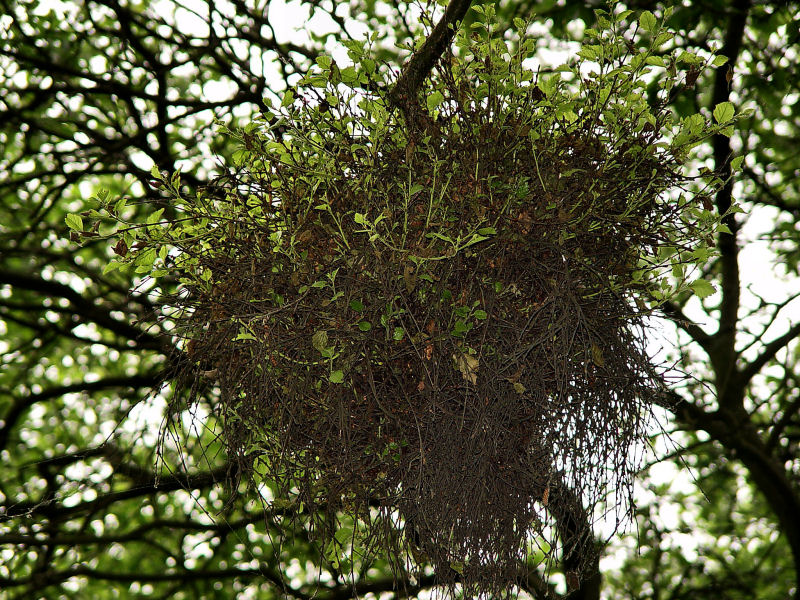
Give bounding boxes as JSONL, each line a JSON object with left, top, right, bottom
{"left": 387, "top": 0, "right": 473, "bottom": 112}
{"left": 0, "top": 374, "right": 160, "bottom": 451}
{"left": 669, "top": 398, "right": 800, "bottom": 597}
{"left": 740, "top": 320, "right": 800, "bottom": 385}
{"left": 0, "top": 270, "right": 165, "bottom": 351}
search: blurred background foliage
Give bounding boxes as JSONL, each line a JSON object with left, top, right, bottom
{"left": 1, "top": 0, "right": 799, "bottom": 598}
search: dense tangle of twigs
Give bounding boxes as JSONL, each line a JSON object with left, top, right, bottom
{"left": 165, "top": 60, "right": 699, "bottom": 597}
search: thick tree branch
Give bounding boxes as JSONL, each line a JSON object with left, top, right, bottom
{"left": 0, "top": 270, "right": 166, "bottom": 351}
{"left": 0, "top": 374, "right": 160, "bottom": 451}
{"left": 708, "top": 0, "right": 750, "bottom": 404}
{"left": 740, "top": 320, "right": 800, "bottom": 385}
{"left": 387, "top": 0, "right": 473, "bottom": 112}
{"left": 661, "top": 300, "right": 714, "bottom": 352}
{"left": 0, "top": 464, "right": 229, "bottom": 521}
{"left": 669, "top": 397, "right": 800, "bottom": 597}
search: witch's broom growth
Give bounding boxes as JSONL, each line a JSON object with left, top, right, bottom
{"left": 70, "top": 3, "right": 739, "bottom": 596}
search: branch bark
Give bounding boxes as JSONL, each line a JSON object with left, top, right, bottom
{"left": 387, "top": 0, "right": 473, "bottom": 115}
{"left": 671, "top": 398, "right": 800, "bottom": 595}
{"left": 708, "top": 0, "right": 750, "bottom": 404}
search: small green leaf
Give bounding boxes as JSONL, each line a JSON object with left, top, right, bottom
{"left": 730, "top": 155, "right": 744, "bottom": 171}
{"left": 639, "top": 10, "right": 657, "bottom": 33}
{"left": 427, "top": 90, "right": 445, "bottom": 112}
{"left": 474, "top": 309, "right": 488, "bottom": 320}
{"left": 146, "top": 208, "right": 165, "bottom": 225}
{"left": 392, "top": 327, "right": 405, "bottom": 341}
{"left": 150, "top": 165, "right": 162, "bottom": 179}
{"left": 477, "top": 227, "right": 497, "bottom": 236}
{"left": 329, "top": 370, "right": 344, "bottom": 383}
{"left": 685, "top": 113, "right": 705, "bottom": 135}
{"left": 450, "top": 561, "right": 465, "bottom": 575}
{"left": 65, "top": 213, "right": 83, "bottom": 232}
{"left": 591, "top": 342, "right": 605, "bottom": 367}
{"left": 340, "top": 66, "right": 358, "bottom": 84}
{"left": 358, "top": 321, "right": 372, "bottom": 332}
{"left": 713, "top": 101, "right": 735, "bottom": 124}
{"left": 654, "top": 31, "right": 674, "bottom": 46}
{"left": 312, "top": 330, "right": 329, "bottom": 353}
{"left": 690, "top": 279, "right": 717, "bottom": 298}
{"left": 712, "top": 55, "right": 728, "bottom": 67}
{"left": 350, "top": 299, "right": 364, "bottom": 311}
{"left": 103, "top": 260, "right": 122, "bottom": 275}
{"left": 316, "top": 55, "right": 332, "bottom": 70}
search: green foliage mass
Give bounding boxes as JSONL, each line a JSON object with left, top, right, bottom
{"left": 66, "top": 6, "right": 741, "bottom": 595}
{"left": 5, "top": 0, "right": 800, "bottom": 597}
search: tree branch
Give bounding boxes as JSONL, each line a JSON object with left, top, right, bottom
{"left": 708, "top": 0, "right": 750, "bottom": 405}
{"left": 0, "top": 375, "right": 160, "bottom": 451}
{"left": 387, "top": 0, "right": 473, "bottom": 112}
{"left": 740, "top": 320, "right": 800, "bottom": 385}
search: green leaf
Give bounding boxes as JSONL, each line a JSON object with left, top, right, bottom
{"left": 730, "top": 155, "right": 744, "bottom": 171}
{"left": 114, "top": 197, "right": 128, "bottom": 214}
{"left": 65, "top": 213, "right": 83, "bottom": 231}
{"left": 685, "top": 113, "right": 705, "bottom": 135}
{"left": 150, "top": 164, "right": 162, "bottom": 179}
{"left": 316, "top": 55, "right": 332, "bottom": 70}
{"left": 427, "top": 90, "right": 444, "bottom": 112}
{"left": 312, "top": 330, "right": 329, "bottom": 353}
{"left": 349, "top": 299, "right": 364, "bottom": 312}
{"left": 712, "top": 55, "right": 729, "bottom": 67}
{"left": 474, "top": 309, "right": 488, "bottom": 320}
{"left": 146, "top": 208, "right": 164, "bottom": 225}
{"left": 713, "top": 101, "right": 735, "bottom": 124}
{"left": 639, "top": 10, "right": 657, "bottom": 33}
{"left": 358, "top": 321, "right": 372, "bottom": 332}
{"left": 450, "top": 561, "right": 465, "bottom": 574}
{"left": 690, "top": 279, "right": 717, "bottom": 298}
{"left": 102, "top": 260, "right": 122, "bottom": 275}
{"left": 340, "top": 66, "right": 358, "bottom": 84}
{"left": 392, "top": 327, "right": 405, "bottom": 341}
{"left": 329, "top": 370, "right": 344, "bottom": 383}
{"left": 477, "top": 227, "right": 497, "bottom": 236}
{"left": 654, "top": 31, "right": 674, "bottom": 46}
